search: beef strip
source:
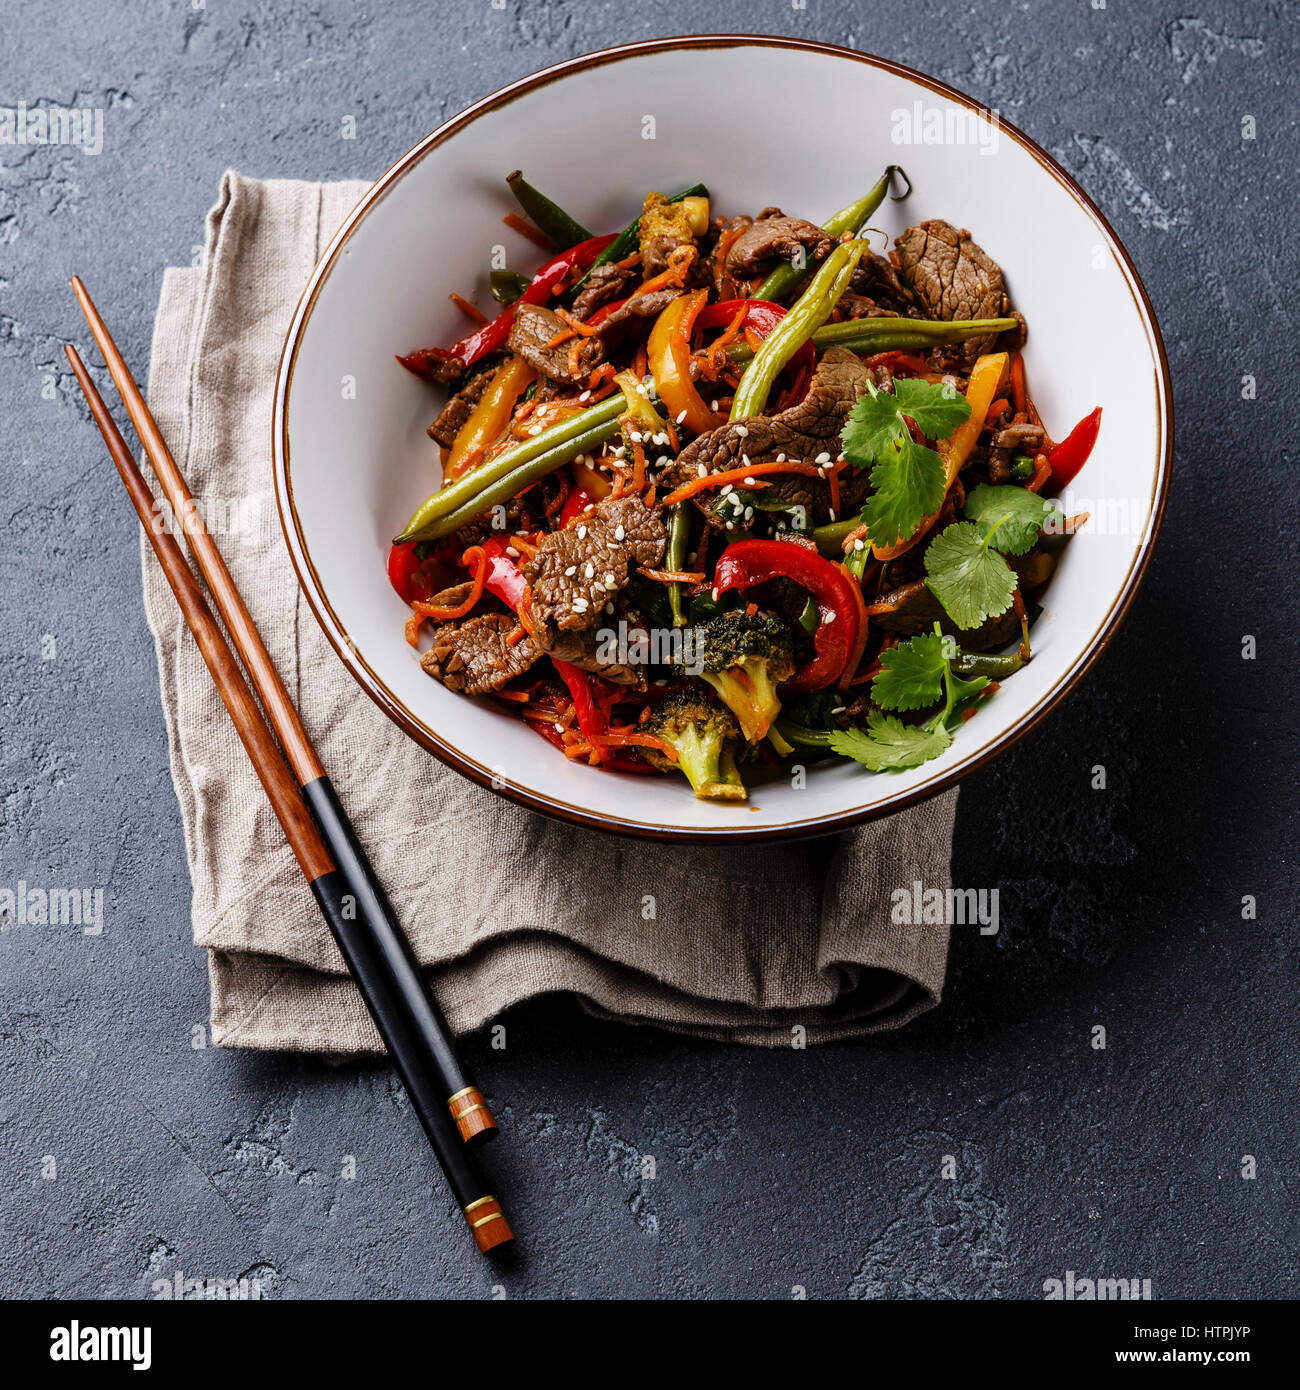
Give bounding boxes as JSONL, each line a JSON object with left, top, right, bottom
{"left": 507, "top": 302, "right": 605, "bottom": 383}
{"left": 426, "top": 360, "right": 497, "bottom": 448}
{"left": 593, "top": 287, "right": 680, "bottom": 332}
{"left": 987, "top": 421, "right": 1047, "bottom": 486}
{"left": 420, "top": 613, "right": 541, "bottom": 694}
{"left": 522, "top": 494, "right": 666, "bottom": 636}
{"left": 870, "top": 577, "right": 1020, "bottom": 651}
{"left": 452, "top": 495, "right": 537, "bottom": 548}
{"left": 663, "top": 348, "right": 875, "bottom": 526}
{"left": 570, "top": 262, "right": 639, "bottom": 320}
{"left": 894, "top": 219, "right": 1011, "bottom": 361}
{"left": 842, "top": 252, "right": 920, "bottom": 319}
{"left": 530, "top": 619, "right": 646, "bottom": 687}
{"left": 725, "top": 216, "right": 834, "bottom": 277}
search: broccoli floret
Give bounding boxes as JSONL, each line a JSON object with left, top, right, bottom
{"left": 643, "top": 687, "right": 747, "bottom": 802}
{"left": 695, "top": 612, "right": 797, "bottom": 743}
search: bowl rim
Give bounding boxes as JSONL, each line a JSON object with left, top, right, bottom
{"left": 273, "top": 32, "right": 1173, "bottom": 844}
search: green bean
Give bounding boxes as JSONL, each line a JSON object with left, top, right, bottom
{"left": 951, "top": 650, "right": 1025, "bottom": 679}
{"left": 489, "top": 269, "right": 530, "bottom": 305}
{"left": 412, "top": 417, "right": 624, "bottom": 542}
{"left": 667, "top": 503, "right": 690, "bottom": 627}
{"left": 755, "top": 166, "right": 898, "bottom": 303}
{"left": 812, "top": 518, "right": 860, "bottom": 555}
{"left": 569, "top": 182, "right": 708, "bottom": 295}
{"left": 795, "top": 595, "right": 819, "bottom": 634}
{"left": 396, "top": 394, "right": 628, "bottom": 541}
{"left": 773, "top": 718, "right": 837, "bottom": 750}
{"left": 505, "top": 170, "right": 593, "bottom": 251}
{"left": 730, "top": 238, "right": 866, "bottom": 419}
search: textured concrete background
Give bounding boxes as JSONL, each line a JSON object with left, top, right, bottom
{"left": 1, "top": 0, "right": 1295, "bottom": 1300}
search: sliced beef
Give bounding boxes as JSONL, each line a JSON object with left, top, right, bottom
{"left": 664, "top": 348, "right": 874, "bottom": 507}
{"left": 570, "top": 262, "right": 639, "bottom": 320}
{"left": 844, "top": 252, "right": 919, "bottom": 318}
{"left": 593, "top": 287, "right": 680, "bottom": 332}
{"left": 531, "top": 620, "right": 646, "bottom": 688}
{"left": 726, "top": 216, "right": 834, "bottom": 278}
{"left": 426, "top": 360, "right": 496, "bottom": 448}
{"left": 522, "top": 494, "right": 666, "bottom": 635}
{"left": 987, "top": 421, "right": 1047, "bottom": 486}
{"left": 870, "top": 578, "right": 1020, "bottom": 651}
{"left": 507, "top": 302, "right": 605, "bottom": 384}
{"left": 420, "top": 613, "right": 541, "bottom": 695}
{"left": 894, "top": 220, "right": 1010, "bottom": 361}
{"left": 452, "top": 495, "right": 537, "bottom": 548}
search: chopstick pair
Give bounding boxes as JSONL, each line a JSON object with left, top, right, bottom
{"left": 66, "top": 279, "right": 512, "bottom": 1256}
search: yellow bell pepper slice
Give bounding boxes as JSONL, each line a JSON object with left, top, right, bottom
{"left": 647, "top": 290, "right": 722, "bottom": 436}
{"left": 444, "top": 355, "right": 536, "bottom": 483}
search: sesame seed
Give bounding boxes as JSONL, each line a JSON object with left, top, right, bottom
{"left": 585, "top": 562, "right": 595, "bottom": 578}
{"left": 743, "top": 506, "right": 754, "bottom": 522}
{"left": 852, "top": 538, "right": 865, "bottom": 551}
{"left": 565, "top": 565, "right": 577, "bottom": 576}
{"left": 527, "top": 425, "right": 542, "bottom": 436}
{"left": 577, "top": 526, "right": 587, "bottom": 539}
{"left": 506, "top": 546, "right": 519, "bottom": 558}
{"left": 828, "top": 508, "right": 838, "bottom": 520}
{"left": 629, "top": 429, "right": 643, "bottom": 443}
{"left": 605, "top": 602, "right": 614, "bottom": 614}
{"left": 605, "top": 572, "right": 616, "bottom": 586}
{"left": 614, "top": 524, "right": 625, "bottom": 540}
{"left": 711, "top": 588, "right": 720, "bottom": 602}
{"left": 741, "top": 453, "right": 751, "bottom": 466}
{"left": 656, "top": 454, "right": 670, "bottom": 467}
{"left": 675, "top": 410, "right": 687, "bottom": 424}
{"left": 710, "top": 399, "right": 719, "bottom": 411}
{"left": 744, "top": 477, "right": 756, "bottom": 486}
{"left": 593, "top": 581, "right": 605, "bottom": 593}
{"left": 735, "top": 425, "right": 748, "bottom": 438}
{"left": 697, "top": 463, "right": 707, "bottom": 477}
{"left": 831, "top": 706, "right": 847, "bottom": 716}
{"left": 815, "top": 451, "right": 831, "bottom": 463}
{"left": 776, "top": 453, "right": 786, "bottom": 462}
{"left": 720, "top": 483, "right": 734, "bottom": 496}
{"left": 579, "top": 390, "right": 591, "bottom": 402}
{"left": 637, "top": 384, "right": 650, "bottom": 398}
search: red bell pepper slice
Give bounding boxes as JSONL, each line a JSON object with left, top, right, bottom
{"left": 1045, "top": 406, "right": 1101, "bottom": 493}
{"left": 398, "top": 232, "right": 617, "bottom": 379}
{"left": 387, "top": 541, "right": 448, "bottom": 604}
{"left": 557, "top": 484, "right": 597, "bottom": 529}
{"left": 713, "top": 539, "right": 862, "bottom": 693}
{"left": 694, "top": 298, "right": 815, "bottom": 408}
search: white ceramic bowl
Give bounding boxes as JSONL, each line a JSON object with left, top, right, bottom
{"left": 274, "top": 35, "right": 1171, "bottom": 841}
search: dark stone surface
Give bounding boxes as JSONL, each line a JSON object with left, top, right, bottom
{"left": 1, "top": 1, "right": 1294, "bottom": 1299}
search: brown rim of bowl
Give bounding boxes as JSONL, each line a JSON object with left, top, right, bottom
{"left": 273, "top": 33, "right": 1173, "bottom": 844}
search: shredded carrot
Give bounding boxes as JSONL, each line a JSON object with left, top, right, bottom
{"left": 612, "top": 251, "right": 642, "bottom": 271}
{"left": 709, "top": 302, "right": 749, "bottom": 353}
{"left": 1009, "top": 353, "right": 1027, "bottom": 415}
{"left": 567, "top": 339, "right": 584, "bottom": 378}
{"left": 410, "top": 546, "right": 487, "bottom": 623}
{"left": 632, "top": 343, "right": 647, "bottom": 380}
{"left": 840, "top": 523, "right": 868, "bottom": 553}
{"left": 640, "top": 568, "right": 706, "bottom": 585}
{"left": 403, "top": 612, "right": 425, "bottom": 648}
{"left": 509, "top": 533, "right": 540, "bottom": 558}
{"left": 862, "top": 598, "right": 903, "bottom": 616}
{"left": 505, "top": 623, "right": 528, "bottom": 647}
{"left": 1012, "top": 587, "right": 1031, "bottom": 659}
{"left": 1026, "top": 452, "right": 1052, "bottom": 494}
{"left": 985, "top": 397, "right": 1010, "bottom": 422}
{"left": 591, "top": 731, "right": 679, "bottom": 762}
{"left": 556, "top": 307, "right": 605, "bottom": 338}
{"left": 588, "top": 363, "right": 615, "bottom": 390}
{"left": 544, "top": 327, "right": 576, "bottom": 349}
{"left": 502, "top": 211, "right": 551, "bottom": 249}
{"left": 632, "top": 244, "right": 697, "bottom": 298}
{"left": 1062, "top": 510, "right": 1091, "bottom": 532}
{"left": 495, "top": 686, "right": 530, "bottom": 701}
{"left": 661, "top": 459, "right": 831, "bottom": 506}
{"left": 836, "top": 563, "right": 871, "bottom": 693}
{"left": 450, "top": 292, "right": 488, "bottom": 326}
{"left": 517, "top": 583, "right": 539, "bottom": 640}
{"left": 745, "top": 601, "right": 759, "bottom": 617}
{"left": 742, "top": 327, "right": 764, "bottom": 354}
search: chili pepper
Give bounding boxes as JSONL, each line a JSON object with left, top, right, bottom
{"left": 1044, "top": 406, "right": 1101, "bottom": 493}
{"left": 489, "top": 269, "right": 531, "bottom": 305}
{"left": 754, "top": 167, "right": 898, "bottom": 303}
{"left": 397, "top": 232, "right": 616, "bottom": 379}
{"left": 712, "top": 539, "right": 862, "bottom": 693}
{"left": 730, "top": 239, "right": 866, "bottom": 420}
{"left": 505, "top": 170, "right": 593, "bottom": 251}
{"left": 569, "top": 182, "right": 708, "bottom": 296}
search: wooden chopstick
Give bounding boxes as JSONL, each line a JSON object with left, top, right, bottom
{"left": 70, "top": 276, "right": 496, "bottom": 1145}
{"left": 64, "top": 339, "right": 512, "bottom": 1256}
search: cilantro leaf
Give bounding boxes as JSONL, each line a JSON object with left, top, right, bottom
{"left": 871, "top": 631, "right": 948, "bottom": 712}
{"left": 842, "top": 378, "right": 972, "bottom": 550}
{"left": 890, "top": 376, "right": 971, "bottom": 439}
{"left": 829, "top": 712, "right": 953, "bottom": 772}
{"left": 840, "top": 390, "right": 908, "bottom": 466}
{"left": 860, "top": 435, "right": 947, "bottom": 549}
{"left": 924, "top": 521, "right": 1018, "bottom": 630}
{"left": 965, "top": 484, "right": 1062, "bottom": 556}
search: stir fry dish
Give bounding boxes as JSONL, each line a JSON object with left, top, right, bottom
{"left": 389, "top": 168, "right": 1101, "bottom": 802}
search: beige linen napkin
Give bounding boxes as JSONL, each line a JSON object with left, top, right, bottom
{"left": 141, "top": 171, "right": 956, "bottom": 1049}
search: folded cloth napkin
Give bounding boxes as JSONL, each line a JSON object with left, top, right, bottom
{"left": 140, "top": 171, "right": 956, "bottom": 1049}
